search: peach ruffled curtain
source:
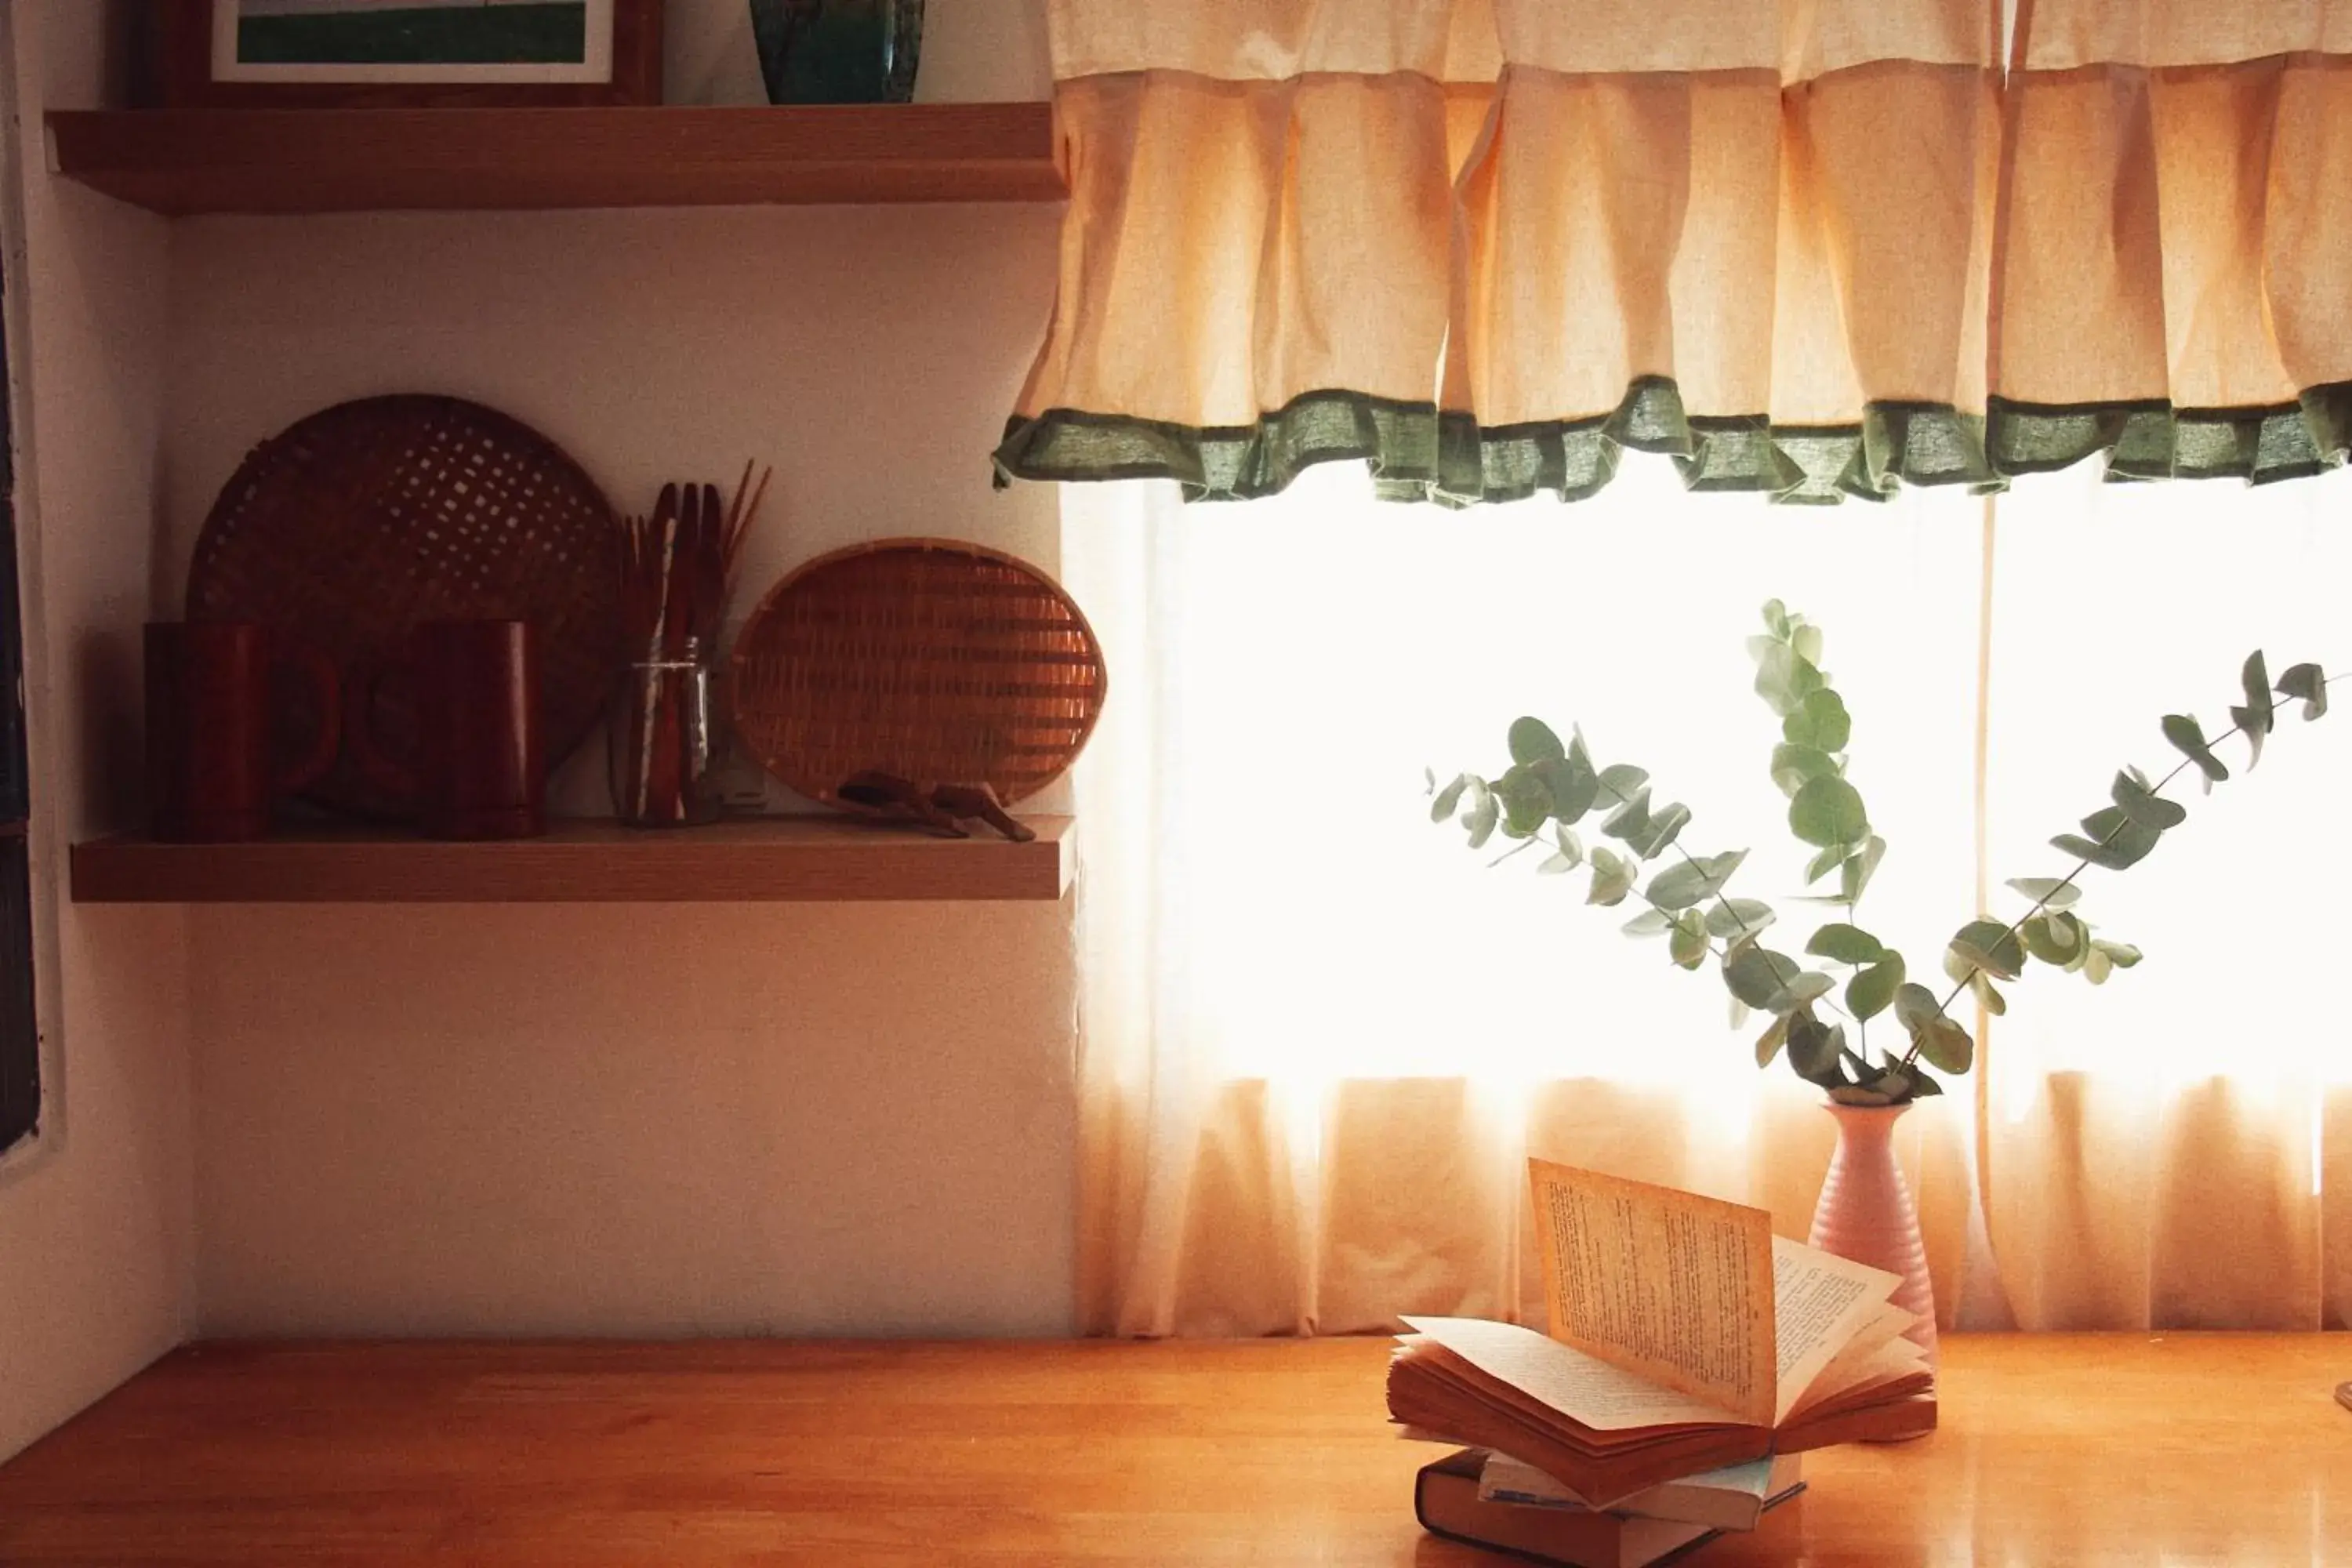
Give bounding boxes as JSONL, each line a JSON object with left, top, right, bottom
{"left": 1993, "top": 0, "right": 2352, "bottom": 479}
{"left": 1000, "top": 0, "right": 2352, "bottom": 503}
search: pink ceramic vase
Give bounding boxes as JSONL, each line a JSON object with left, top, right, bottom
{"left": 1807, "top": 1100, "right": 1939, "bottom": 1367}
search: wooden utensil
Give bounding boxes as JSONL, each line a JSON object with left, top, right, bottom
{"left": 611, "top": 466, "right": 772, "bottom": 825}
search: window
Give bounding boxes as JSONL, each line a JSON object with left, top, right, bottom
{"left": 1062, "top": 456, "right": 2352, "bottom": 1335}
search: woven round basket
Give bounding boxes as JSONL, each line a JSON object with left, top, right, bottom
{"left": 187, "top": 394, "right": 623, "bottom": 818}
{"left": 729, "top": 538, "right": 1107, "bottom": 808}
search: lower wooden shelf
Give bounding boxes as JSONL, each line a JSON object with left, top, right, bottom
{"left": 70, "top": 815, "right": 1073, "bottom": 904}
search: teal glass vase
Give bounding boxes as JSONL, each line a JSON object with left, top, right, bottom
{"left": 748, "top": 0, "right": 924, "bottom": 104}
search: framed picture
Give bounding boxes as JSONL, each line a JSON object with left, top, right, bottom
{"left": 152, "top": 0, "right": 666, "bottom": 107}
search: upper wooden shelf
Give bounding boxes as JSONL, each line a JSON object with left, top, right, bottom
{"left": 45, "top": 104, "right": 1064, "bottom": 216}
{"left": 70, "top": 815, "right": 1073, "bottom": 904}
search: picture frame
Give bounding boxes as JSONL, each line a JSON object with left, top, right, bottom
{"left": 151, "top": 0, "right": 666, "bottom": 108}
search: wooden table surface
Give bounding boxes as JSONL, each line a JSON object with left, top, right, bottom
{"left": 1, "top": 1334, "right": 2347, "bottom": 1565}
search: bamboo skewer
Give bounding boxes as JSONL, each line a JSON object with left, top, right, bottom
{"left": 614, "top": 465, "right": 774, "bottom": 824}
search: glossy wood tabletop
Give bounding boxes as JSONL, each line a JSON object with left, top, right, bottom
{"left": 1, "top": 1334, "right": 2347, "bottom": 1566}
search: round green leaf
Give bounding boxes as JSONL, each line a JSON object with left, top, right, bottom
{"left": 2020, "top": 914, "right": 2071, "bottom": 966}
{"left": 1646, "top": 856, "right": 1738, "bottom": 911}
{"left": 1915, "top": 1017, "right": 1975, "bottom": 1074}
{"left": 2059, "top": 806, "right": 2162, "bottom": 870}
{"left": 1972, "top": 972, "right": 2006, "bottom": 1015}
{"left": 1533, "top": 753, "right": 1599, "bottom": 823}
{"left": 1465, "top": 792, "right": 1498, "bottom": 850}
{"left": 1724, "top": 946, "right": 1798, "bottom": 1009}
{"left": 1806, "top": 923, "right": 1883, "bottom": 964}
{"left": 1784, "top": 689, "right": 1850, "bottom": 753}
{"left": 2111, "top": 769, "right": 2187, "bottom": 830}
{"left": 1950, "top": 918, "right": 2024, "bottom": 981}
{"left": 1585, "top": 848, "right": 1634, "bottom": 906}
{"left": 1494, "top": 765, "right": 1554, "bottom": 836}
{"left": 1704, "top": 899, "right": 1776, "bottom": 940}
{"left": 1508, "top": 717, "right": 1566, "bottom": 766}
{"left": 1785, "top": 1013, "right": 1844, "bottom": 1087}
{"left": 1786, "top": 1021, "right": 1836, "bottom": 1081}
{"left": 1751, "top": 644, "right": 1824, "bottom": 718}
{"left": 2160, "top": 713, "right": 2230, "bottom": 784}
{"left": 1846, "top": 955, "right": 1905, "bottom": 1022}
{"left": 1788, "top": 776, "right": 1867, "bottom": 848}
{"left": 1802, "top": 840, "right": 1848, "bottom": 887}
{"left": 2276, "top": 662, "right": 2328, "bottom": 720}
{"left": 1430, "top": 773, "right": 1471, "bottom": 824}
{"left": 2239, "top": 651, "right": 2275, "bottom": 735}
{"left": 1598, "top": 764, "right": 1649, "bottom": 800}
{"left": 1622, "top": 801, "right": 1693, "bottom": 861}
{"left": 1765, "top": 971, "right": 1835, "bottom": 1014}
{"left": 1770, "top": 743, "right": 1839, "bottom": 797}
{"left": 1844, "top": 836, "right": 1888, "bottom": 902}
{"left": 1893, "top": 982, "right": 1940, "bottom": 1033}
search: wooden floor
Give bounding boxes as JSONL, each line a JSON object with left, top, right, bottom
{"left": 2, "top": 1334, "right": 2347, "bottom": 1565}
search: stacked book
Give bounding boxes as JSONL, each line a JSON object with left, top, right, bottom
{"left": 1388, "top": 1160, "right": 1936, "bottom": 1567}
{"left": 1415, "top": 1446, "right": 1804, "bottom": 1568}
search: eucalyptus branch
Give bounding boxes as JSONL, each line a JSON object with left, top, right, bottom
{"left": 1430, "top": 626, "right": 2333, "bottom": 1106}
{"left": 1899, "top": 679, "right": 2330, "bottom": 1071}
{"left": 1589, "top": 771, "right": 1800, "bottom": 993}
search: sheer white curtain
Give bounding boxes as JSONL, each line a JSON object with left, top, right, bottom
{"left": 1064, "top": 460, "right": 1989, "bottom": 1336}
{"left": 1065, "top": 458, "right": 2352, "bottom": 1337}
{"left": 1983, "top": 464, "right": 2352, "bottom": 1329}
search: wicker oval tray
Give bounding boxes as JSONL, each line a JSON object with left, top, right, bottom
{"left": 729, "top": 538, "right": 1107, "bottom": 808}
{"left": 187, "top": 394, "right": 622, "bottom": 818}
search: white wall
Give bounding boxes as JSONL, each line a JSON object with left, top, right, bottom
{"left": 0, "top": 1, "right": 197, "bottom": 1463}
{"left": 159, "top": 9, "right": 1080, "bottom": 1338}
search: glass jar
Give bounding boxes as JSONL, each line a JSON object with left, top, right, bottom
{"left": 609, "top": 637, "right": 724, "bottom": 828}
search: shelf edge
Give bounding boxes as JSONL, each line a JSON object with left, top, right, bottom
{"left": 69, "top": 817, "right": 1076, "bottom": 904}
{"left": 48, "top": 104, "right": 1066, "bottom": 216}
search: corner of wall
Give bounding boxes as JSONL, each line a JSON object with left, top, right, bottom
{"left": 0, "top": 0, "right": 197, "bottom": 1465}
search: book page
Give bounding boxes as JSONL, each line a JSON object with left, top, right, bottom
{"left": 1399, "top": 1319, "right": 1743, "bottom": 1431}
{"left": 1527, "top": 1160, "right": 1777, "bottom": 1427}
{"left": 1768, "top": 1236, "right": 1903, "bottom": 1425}
{"left": 1784, "top": 1333, "right": 1931, "bottom": 1424}
{"left": 1798, "top": 1299, "right": 1916, "bottom": 1402}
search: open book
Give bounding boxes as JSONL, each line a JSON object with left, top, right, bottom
{"left": 1387, "top": 1160, "right": 1935, "bottom": 1507}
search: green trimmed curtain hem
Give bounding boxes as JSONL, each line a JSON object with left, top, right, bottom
{"left": 996, "top": 377, "right": 2352, "bottom": 505}
{"left": 1987, "top": 382, "right": 2352, "bottom": 486}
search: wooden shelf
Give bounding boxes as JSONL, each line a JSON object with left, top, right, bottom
{"left": 70, "top": 815, "right": 1073, "bottom": 904}
{"left": 45, "top": 104, "right": 1064, "bottom": 216}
